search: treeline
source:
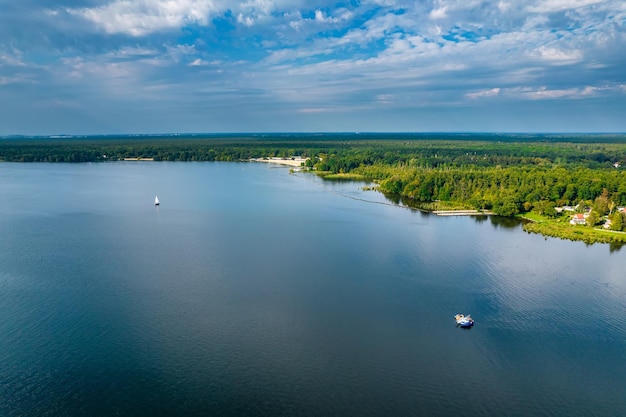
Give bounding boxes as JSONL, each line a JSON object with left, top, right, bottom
{"left": 311, "top": 141, "right": 626, "bottom": 171}
{"left": 0, "top": 137, "right": 320, "bottom": 162}
{"left": 2, "top": 134, "right": 626, "bottom": 167}
{"left": 354, "top": 164, "right": 626, "bottom": 215}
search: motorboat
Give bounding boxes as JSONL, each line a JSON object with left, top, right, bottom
{"left": 454, "top": 314, "right": 474, "bottom": 328}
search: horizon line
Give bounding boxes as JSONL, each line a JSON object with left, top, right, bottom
{"left": 2, "top": 131, "right": 626, "bottom": 139}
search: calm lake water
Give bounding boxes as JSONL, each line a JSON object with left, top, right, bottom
{"left": 1, "top": 162, "right": 625, "bottom": 417}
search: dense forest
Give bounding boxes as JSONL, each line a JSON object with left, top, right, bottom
{"left": 2, "top": 133, "right": 626, "bottom": 229}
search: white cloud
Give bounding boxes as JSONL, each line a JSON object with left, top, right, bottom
{"left": 66, "top": 0, "right": 313, "bottom": 35}
{"left": 580, "top": 86, "right": 599, "bottom": 95}
{"left": 67, "top": 0, "right": 223, "bottom": 36}
{"left": 496, "top": 84, "right": 626, "bottom": 100}
{"left": 430, "top": 6, "right": 448, "bottom": 20}
{"left": 314, "top": 10, "right": 334, "bottom": 23}
{"left": 467, "top": 88, "right": 501, "bottom": 99}
{"left": 285, "top": 6, "right": 353, "bottom": 34}
{"left": 190, "top": 58, "right": 208, "bottom": 66}
{"left": 0, "top": 74, "right": 35, "bottom": 85}
{"left": 237, "top": 13, "right": 256, "bottom": 27}
{"left": 165, "top": 44, "right": 199, "bottom": 62}
{"left": 363, "top": 0, "right": 398, "bottom": 6}
{"left": 526, "top": 0, "right": 605, "bottom": 13}
{"left": 113, "top": 46, "right": 159, "bottom": 58}
{"left": 0, "top": 49, "right": 26, "bottom": 67}
{"left": 530, "top": 46, "right": 583, "bottom": 65}
{"left": 376, "top": 94, "right": 394, "bottom": 104}
{"left": 523, "top": 86, "right": 582, "bottom": 99}
{"left": 497, "top": 1, "right": 512, "bottom": 12}
{"left": 297, "top": 107, "right": 329, "bottom": 113}
{"left": 61, "top": 56, "right": 139, "bottom": 83}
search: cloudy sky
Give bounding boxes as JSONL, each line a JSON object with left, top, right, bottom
{"left": 0, "top": 0, "right": 625, "bottom": 135}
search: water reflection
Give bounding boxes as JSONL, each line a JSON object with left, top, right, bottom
{"left": 472, "top": 215, "right": 489, "bottom": 224}
{"left": 381, "top": 193, "right": 433, "bottom": 214}
{"left": 381, "top": 192, "right": 403, "bottom": 206}
{"left": 609, "top": 241, "right": 624, "bottom": 253}
{"left": 488, "top": 216, "right": 523, "bottom": 229}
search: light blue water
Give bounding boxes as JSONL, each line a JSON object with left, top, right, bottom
{"left": 1, "top": 162, "right": 625, "bottom": 416}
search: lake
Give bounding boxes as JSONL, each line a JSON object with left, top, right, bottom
{"left": 1, "top": 162, "right": 625, "bottom": 417}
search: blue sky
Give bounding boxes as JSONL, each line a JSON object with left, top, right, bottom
{"left": 0, "top": 0, "right": 625, "bottom": 135}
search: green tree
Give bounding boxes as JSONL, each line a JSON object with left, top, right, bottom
{"left": 493, "top": 196, "right": 519, "bottom": 216}
{"left": 381, "top": 177, "right": 404, "bottom": 194}
{"left": 593, "top": 188, "right": 610, "bottom": 215}
{"left": 608, "top": 199, "right": 616, "bottom": 215}
{"left": 586, "top": 210, "right": 599, "bottom": 226}
{"left": 609, "top": 211, "right": 624, "bottom": 231}
{"left": 533, "top": 200, "right": 557, "bottom": 217}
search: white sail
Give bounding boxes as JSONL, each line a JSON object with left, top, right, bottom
{"left": 154, "top": 195, "right": 160, "bottom": 206}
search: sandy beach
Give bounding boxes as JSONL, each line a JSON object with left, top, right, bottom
{"left": 250, "top": 157, "right": 308, "bottom": 167}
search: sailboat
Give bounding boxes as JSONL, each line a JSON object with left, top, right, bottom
{"left": 154, "top": 195, "right": 160, "bottom": 206}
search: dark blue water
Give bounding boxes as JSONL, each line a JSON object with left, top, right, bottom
{"left": 1, "top": 162, "right": 625, "bottom": 417}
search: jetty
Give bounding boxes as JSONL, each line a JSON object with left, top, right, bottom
{"left": 433, "top": 210, "right": 493, "bottom": 216}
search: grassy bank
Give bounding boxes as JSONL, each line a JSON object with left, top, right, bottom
{"left": 519, "top": 214, "right": 626, "bottom": 244}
